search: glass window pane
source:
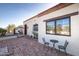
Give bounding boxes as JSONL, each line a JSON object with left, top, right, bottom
{"left": 56, "top": 18, "right": 70, "bottom": 35}
{"left": 46, "top": 21, "right": 55, "bottom": 34}
{"left": 33, "top": 24, "right": 38, "bottom": 31}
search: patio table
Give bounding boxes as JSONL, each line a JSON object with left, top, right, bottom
{"left": 50, "top": 39, "right": 59, "bottom": 49}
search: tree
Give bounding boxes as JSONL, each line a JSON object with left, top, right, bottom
{"left": 7, "top": 24, "right": 15, "bottom": 33}
{"left": 0, "top": 28, "right": 7, "bottom": 36}
{"left": 57, "top": 24, "right": 62, "bottom": 33}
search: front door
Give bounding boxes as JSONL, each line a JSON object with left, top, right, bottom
{"left": 24, "top": 24, "right": 27, "bottom": 35}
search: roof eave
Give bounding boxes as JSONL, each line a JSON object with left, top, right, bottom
{"left": 24, "top": 3, "right": 74, "bottom": 23}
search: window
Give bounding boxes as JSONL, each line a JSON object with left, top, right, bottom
{"left": 46, "top": 17, "right": 71, "bottom": 36}
{"left": 56, "top": 18, "right": 70, "bottom": 35}
{"left": 46, "top": 21, "right": 55, "bottom": 34}
{"left": 33, "top": 24, "right": 38, "bottom": 31}
{"left": 33, "top": 24, "right": 38, "bottom": 39}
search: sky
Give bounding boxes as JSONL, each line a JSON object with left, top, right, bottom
{"left": 0, "top": 3, "right": 58, "bottom": 28}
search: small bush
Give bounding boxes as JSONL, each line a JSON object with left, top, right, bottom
{"left": 0, "top": 28, "right": 7, "bottom": 36}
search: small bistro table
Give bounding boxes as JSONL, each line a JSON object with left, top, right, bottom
{"left": 50, "top": 39, "right": 59, "bottom": 49}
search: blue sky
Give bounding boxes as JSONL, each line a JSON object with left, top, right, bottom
{"left": 0, "top": 3, "right": 58, "bottom": 28}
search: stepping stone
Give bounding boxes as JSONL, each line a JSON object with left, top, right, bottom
{"left": 0, "top": 46, "right": 10, "bottom": 56}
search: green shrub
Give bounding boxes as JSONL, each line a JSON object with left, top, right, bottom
{"left": 0, "top": 28, "right": 7, "bottom": 36}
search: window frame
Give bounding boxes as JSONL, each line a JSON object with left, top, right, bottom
{"left": 46, "top": 17, "right": 71, "bottom": 36}
{"left": 33, "top": 24, "right": 38, "bottom": 31}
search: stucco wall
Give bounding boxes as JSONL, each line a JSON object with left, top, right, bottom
{"left": 24, "top": 4, "right": 79, "bottom": 55}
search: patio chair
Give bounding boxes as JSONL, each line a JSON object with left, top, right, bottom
{"left": 58, "top": 40, "right": 69, "bottom": 54}
{"left": 42, "top": 38, "right": 49, "bottom": 51}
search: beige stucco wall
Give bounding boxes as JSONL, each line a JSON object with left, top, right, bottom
{"left": 24, "top": 17, "right": 39, "bottom": 36}
{"left": 24, "top": 4, "right": 79, "bottom": 55}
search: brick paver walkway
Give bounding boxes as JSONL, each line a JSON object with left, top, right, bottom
{"left": 0, "top": 36, "right": 70, "bottom": 56}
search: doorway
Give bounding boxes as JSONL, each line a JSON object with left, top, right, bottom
{"left": 24, "top": 24, "right": 27, "bottom": 35}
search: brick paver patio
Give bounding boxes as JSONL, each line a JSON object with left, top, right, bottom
{"left": 0, "top": 36, "right": 70, "bottom": 56}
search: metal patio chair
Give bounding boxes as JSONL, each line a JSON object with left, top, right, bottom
{"left": 42, "top": 38, "right": 49, "bottom": 51}
{"left": 58, "top": 40, "right": 69, "bottom": 54}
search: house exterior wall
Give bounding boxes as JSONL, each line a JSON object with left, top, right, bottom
{"left": 23, "top": 4, "right": 79, "bottom": 56}
{"left": 24, "top": 17, "right": 39, "bottom": 36}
